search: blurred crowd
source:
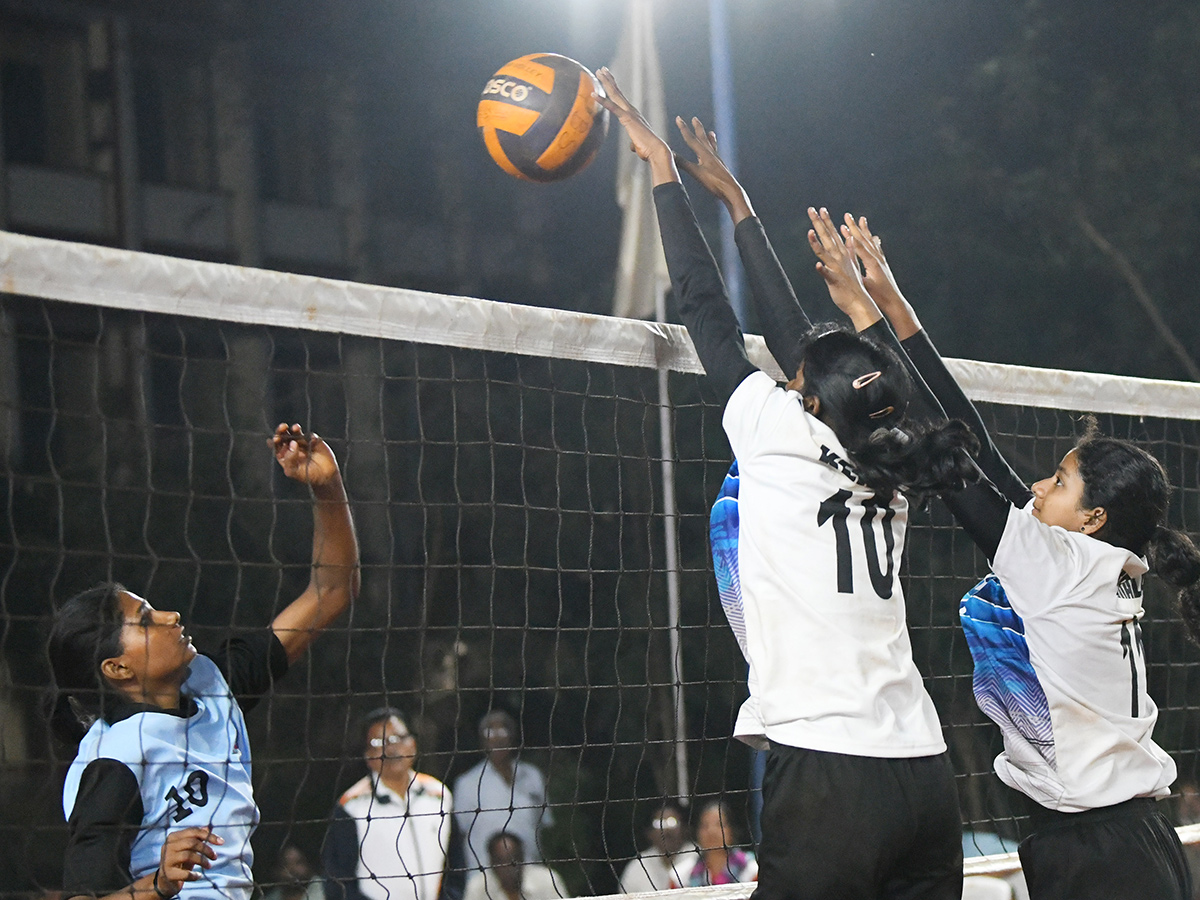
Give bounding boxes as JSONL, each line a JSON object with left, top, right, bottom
{"left": 261, "top": 706, "right": 759, "bottom": 900}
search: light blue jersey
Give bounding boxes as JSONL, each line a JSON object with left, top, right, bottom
{"left": 63, "top": 655, "right": 259, "bottom": 900}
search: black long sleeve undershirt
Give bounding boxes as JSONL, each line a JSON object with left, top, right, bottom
{"left": 733, "top": 216, "right": 812, "bottom": 379}
{"left": 724, "top": 208, "right": 1014, "bottom": 560}
{"left": 900, "top": 330, "right": 1033, "bottom": 508}
{"left": 654, "top": 183, "right": 755, "bottom": 405}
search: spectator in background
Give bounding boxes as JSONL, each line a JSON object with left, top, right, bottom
{"left": 462, "top": 833, "right": 562, "bottom": 900}
{"left": 323, "top": 708, "right": 464, "bottom": 900}
{"left": 686, "top": 801, "right": 757, "bottom": 887}
{"left": 618, "top": 802, "right": 699, "bottom": 893}
{"left": 453, "top": 711, "right": 552, "bottom": 871}
{"left": 263, "top": 845, "right": 325, "bottom": 900}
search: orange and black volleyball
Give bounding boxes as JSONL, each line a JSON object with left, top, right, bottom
{"left": 477, "top": 54, "right": 609, "bottom": 183}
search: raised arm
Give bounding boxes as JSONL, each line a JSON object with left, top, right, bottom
{"left": 595, "top": 70, "right": 754, "bottom": 404}
{"left": 844, "top": 216, "right": 1032, "bottom": 507}
{"left": 672, "top": 117, "right": 812, "bottom": 379}
{"left": 269, "top": 424, "right": 360, "bottom": 664}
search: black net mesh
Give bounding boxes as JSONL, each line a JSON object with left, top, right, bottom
{"left": 1, "top": 295, "right": 1198, "bottom": 896}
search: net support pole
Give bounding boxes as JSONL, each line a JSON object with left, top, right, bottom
{"left": 708, "top": 0, "right": 746, "bottom": 328}
{"left": 657, "top": 287, "right": 689, "bottom": 803}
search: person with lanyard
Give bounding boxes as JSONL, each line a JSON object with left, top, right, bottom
{"left": 47, "top": 424, "right": 360, "bottom": 900}
{"left": 832, "top": 212, "right": 1200, "bottom": 900}
{"left": 323, "top": 707, "right": 465, "bottom": 900}
{"left": 594, "top": 70, "right": 979, "bottom": 900}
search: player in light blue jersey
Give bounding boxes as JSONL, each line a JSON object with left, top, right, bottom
{"left": 46, "top": 424, "right": 360, "bottom": 900}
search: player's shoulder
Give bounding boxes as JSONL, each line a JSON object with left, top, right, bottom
{"left": 337, "top": 774, "right": 374, "bottom": 807}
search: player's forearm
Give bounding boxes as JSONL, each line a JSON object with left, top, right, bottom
{"left": 734, "top": 216, "right": 811, "bottom": 379}
{"left": 309, "top": 475, "right": 360, "bottom": 612}
{"left": 653, "top": 182, "right": 755, "bottom": 403}
{"left": 68, "top": 871, "right": 167, "bottom": 900}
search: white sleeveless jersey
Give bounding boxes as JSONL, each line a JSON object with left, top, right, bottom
{"left": 719, "top": 371, "right": 945, "bottom": 757}
{"left": 62, "top": 655, "right": 258, "bottom": 899}
{"left": 961, "top": 504, "right": 1176, "bottom": 811}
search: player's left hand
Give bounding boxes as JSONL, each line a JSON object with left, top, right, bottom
{"left": 594, "top": 68, "right": 671, "bottom": 163}
{"left": 673, "top": 116, "right": 753, "bottom": 222}
{"left": 807, "top": 207, "right": 875, "bottom": 319}
{"left": 271, "top": 424, "right": 340, "bottom": 487}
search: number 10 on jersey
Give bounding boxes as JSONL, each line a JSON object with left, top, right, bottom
{"left": 817, "top": 489, "right": 899, "bottom": 600}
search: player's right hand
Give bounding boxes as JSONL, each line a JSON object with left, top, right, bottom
{"left": 157, "top": 826, "right": 224, "bottom": 894}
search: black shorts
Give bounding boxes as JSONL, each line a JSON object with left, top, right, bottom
{"left": 1019, "top": 796, "right": 1191, "bottom": 900}
{"left": 751, "top": 742, "right": 962, "bottom": 900}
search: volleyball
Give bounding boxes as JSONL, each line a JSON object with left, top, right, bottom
{"left": 477, "top": 53, "right": 609, "bottom": 183}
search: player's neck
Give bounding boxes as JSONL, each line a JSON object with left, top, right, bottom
{"left": 126, "top": 679, "right": 184, "bottom": 712}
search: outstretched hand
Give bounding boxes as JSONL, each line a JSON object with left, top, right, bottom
{"left": 673, "top": 116, "right": 753, "bottom": 223}
{"left": 271, "top": 424, "right": 340, "bottom": 488}
{"left": 842, "top": 215, "right": 921, "bottom": 339}
{"left": 593, "top": 68, "right": 679, "bottom": 185}
{"left": 806, "top": 207, "right": 881, "bottom": 332}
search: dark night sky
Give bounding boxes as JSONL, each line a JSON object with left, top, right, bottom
{"left": 212, "top": 0, "right": 1200, "bottom": 379}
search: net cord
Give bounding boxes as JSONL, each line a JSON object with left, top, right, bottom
{"left": 2, "top": 230, "right": 1197, "bottom": 419}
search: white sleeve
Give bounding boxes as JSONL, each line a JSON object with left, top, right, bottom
{"left": 721, "top": 370, "right": 796, "bottom": 462}
{"left": 992, "top": 505, "right": 1138, "bottom": 618}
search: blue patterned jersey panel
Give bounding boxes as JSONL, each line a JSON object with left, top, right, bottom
{"left": 960, "top": 574, "right": 1056, "bottom": 768}
{"left": 710, "top": 460, "right": 748, "bottom": 658}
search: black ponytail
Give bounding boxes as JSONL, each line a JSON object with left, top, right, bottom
{"left": 1147, "top": 526, "right": 1200, "bottom": 646}
{"left": 798, "top": 325, "right": 980, "bottom": 500}
{"left": 43, "top": 582, "right": 126, "bottom": 744}
{"left": 852, "top": 419, "right": 981, "bottom": 501}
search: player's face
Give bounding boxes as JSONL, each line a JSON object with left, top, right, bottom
{"left": 1031, "top": 449, "right": 1095, "bottom": 532}
{"left": 364, "top": 716, "right": 416, "bottom": 777}
{"left": 114, "top": 591, "right": 196, "bottom": 688}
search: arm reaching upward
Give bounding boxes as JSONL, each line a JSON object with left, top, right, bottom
{"left": 269, "top": 424, "right": 361, "bottom": 664}
{"left": 844, "top": 215, "right": 1032, "bottom": 507}
{"left": 673, "top": 117, "right": 811, "bottom": 379}
{"left": 595, "top": 71, "right": 755, "bottom": 404}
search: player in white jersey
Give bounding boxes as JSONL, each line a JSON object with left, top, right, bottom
{"left": 596, "top": 72, "right": 981, "bottom": 900}
{"left": 46, "top": 425, "right": 360, "bottom": 900}
{"left": 836, "top": 213, "right": 1200, "bottom": 899}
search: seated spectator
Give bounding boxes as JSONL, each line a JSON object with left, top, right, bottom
{"left": 323, "top": 708, "right": 465, "bottom": 900}
{"left": 618, "top": 802, "right": 699, "bottom": 892}
{"left": 454, "top": 711, "right": 552, "bottom": 872}
{"left": 263, "top": 845, "right": 325, "bottom": 900}
{"left": 462, "top": 833, "right": 563, "bottom": 900}
{"left": 686, "top": 800, "right": 757, "bottom": 887}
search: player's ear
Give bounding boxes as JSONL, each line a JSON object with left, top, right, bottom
{"left": 802, "top": 395, "right": 820, "bottom": 416}
{"left": 1080, "top": 507, "right": 1107, "bottom": 535}
{"left": 100, "top": 656, "right": 132, "bottom": 685}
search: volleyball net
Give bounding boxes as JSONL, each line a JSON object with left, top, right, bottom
{"left": 1, "top": 230, "right": 1198, "bottom": 896}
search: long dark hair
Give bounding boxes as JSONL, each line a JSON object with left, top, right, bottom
{"left": 1074, "top": 424, "right": 1200, "bottom": 644}
{"left": 43, "top": 582, "right": 126, "bottom": 744}
{"left": 798, "top": 326, "right": 979, "bottom": 500}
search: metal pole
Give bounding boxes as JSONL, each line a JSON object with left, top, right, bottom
{"left": 657, "top": 287, "right": 689, "bottom": 803}
{"left": 708, "top": 0, "right": 746, "bottom": 327}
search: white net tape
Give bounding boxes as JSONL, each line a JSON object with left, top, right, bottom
{"left": 3, "top": 230, "right": 1197, "bottom": 420}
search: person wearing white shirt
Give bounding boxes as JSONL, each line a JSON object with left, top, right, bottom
{"left": 453, "top": 711, "right": 552, "bottom": 873}
{"left": 617, "top": 803, "right": 699, "bottom": 893}
{"left": 461, "top": 833, "right": 562, "bottom": 900}
{"left": 324, "top": 708, "right": 464, "bottom": 900}
{"left": 857, "top": 214, "right": 1199, "bottom": 900}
